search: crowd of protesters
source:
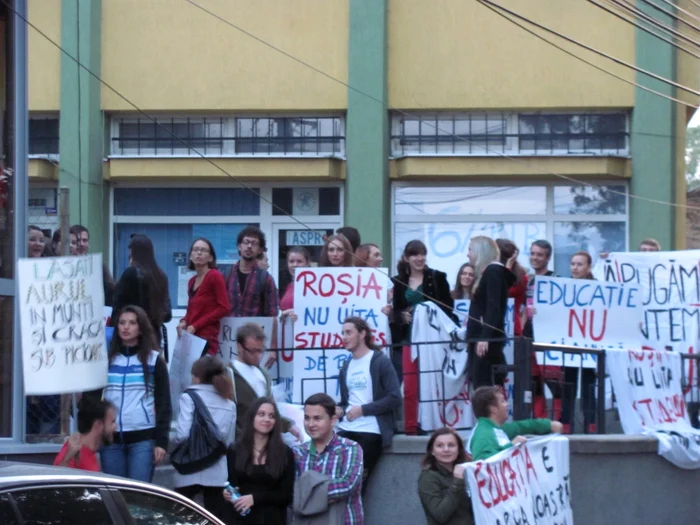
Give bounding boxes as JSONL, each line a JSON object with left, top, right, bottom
{"left": 33, "top": 222, "right": 661, "bottom": 524}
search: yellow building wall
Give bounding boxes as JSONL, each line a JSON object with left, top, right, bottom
{"left": 388, "top": 0, "right": 635, "bottom": 110}
{"left": 101, "top": 0, "right": 349, "bottom": 111}
{"left": 28, "top": 0, "right": 61, "bottom": 111}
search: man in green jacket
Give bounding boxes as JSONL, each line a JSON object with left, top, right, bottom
{"left": 467, "top": 386, "right": 563, "bottom": 461}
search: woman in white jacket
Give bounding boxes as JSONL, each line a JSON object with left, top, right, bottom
{"left": 171, "top": 356, "right": 236, "bottom": 521}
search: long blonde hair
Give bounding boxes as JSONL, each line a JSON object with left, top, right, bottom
{"left": 469, "top": 236, "right": 500, "bottom": 292}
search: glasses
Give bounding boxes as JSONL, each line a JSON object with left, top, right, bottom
{"left": 241, "top": 344, "right": 265, "bottom": 355}
{"left": 240, "top": 239, "right": 260, "bottom": 247}
{"left": 192, "top": 248, "right": 211, "bottom": 254}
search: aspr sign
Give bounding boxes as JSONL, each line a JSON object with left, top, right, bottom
{"left": 292, "top": 267, "right": 389, "bottom": 403}
{"left": 18, "top": 255, "right": 108, "bottom": 395}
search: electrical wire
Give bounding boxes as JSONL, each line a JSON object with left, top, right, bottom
{"left": 607, "top": 0, "right": 700, "bottom": 48}
{"left": 635, "top": 0, "right": 700, "bottom": 33}
{"left": 656, "top": 0, "right": 700, "bottom": 26}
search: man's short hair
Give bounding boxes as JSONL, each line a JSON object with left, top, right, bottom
{"left": 336, "top": 227, "right": 361, "bottom": 253}
{"left": 237, "top": 225, "right": 267, "bottom": 252}
{"left": 640, "top": 238, "right": 661, "bottom": 251}
{"left": 70, "top": 224, "right": 89, "bottom": 237}
{"left": 471, "top": 386, "right": 502, "bottom": 419}
{"left": 304, "top": 393, "right": 336, "bottom": 418}
{"left": 236, "top": 322, "right": 266, "bottom": 345}
{"left": 77, "top": 398, "right": 113, "bottom": 434}
{"left": 530, "top": 239, "right": 552, "bottom": 258}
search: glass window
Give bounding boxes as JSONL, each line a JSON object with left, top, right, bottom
{"left": 114, "top": 188, "right": 260, "bottom": 216}
{"left": 0, "top": 162, "right": 13, "bottom": 278}
{"left": 29, "top": 118, "right": 59, "bottom": 155}
{"left": 553, "top": 221, "right": 626, "bottom": 275}
{"left": 519, "top": 113, "right": 627, "bottom": 154}
{"left": 119, "top": 489, "right": 213, "bottom": 525}
{"left": 0, "top": 494, "right": 16, "bottom": 522}
{"left": 394, "top": 186, "right": 547, "bottom": 216}
{"left": 553, "top": 185, "right": 626, "bottom": 215}
{"left": 12, "top": 487, "right": 113, "bottom": 525}
{"left": 235, "top": 117, "right": 344, "bottom": 156}
{"left": 272, "top": 187, "right": 341, "bottom": 216}
{"left": 0, "top": 297, "right": 11, "bottom": 438}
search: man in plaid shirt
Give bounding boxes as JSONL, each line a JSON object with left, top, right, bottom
{"left": 294, "top": 393, "right": 364, "bottom": 524}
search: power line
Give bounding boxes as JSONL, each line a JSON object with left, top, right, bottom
{"left": 608, "top": 0, "right": 700, "bottom": 49}
{"left": 634, "top": 0, "right": 700, "bottom": 34}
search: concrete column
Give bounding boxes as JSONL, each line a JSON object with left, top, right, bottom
{"left": 630, "top": 0, "right": 676, "bottom": 250}
{"left": 59, "top": 0, "right": 104, "bottom": 252}
{"left": 345, "top": 0, "right": 390, "bottom": 255}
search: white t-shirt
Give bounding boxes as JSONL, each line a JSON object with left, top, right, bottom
{"left": 337, "top": 352, "right": 380, "bottom": 435}
{"left": 233, "top": 360, "right": 267, "bottom": 398}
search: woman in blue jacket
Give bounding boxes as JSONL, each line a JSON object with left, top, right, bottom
{"left": 101, "top": 305, "right": 172, "bottom": 482}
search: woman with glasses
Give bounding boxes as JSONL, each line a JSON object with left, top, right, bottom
{"left": 178, "top": 238, "right": 231, "bottom": 356}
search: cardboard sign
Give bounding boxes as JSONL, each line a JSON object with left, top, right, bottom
{"left": 168, "top": 332, "right": 207, "bottom": 420}
{"left": 18, "top": 255, "right": 108, "bottom": 395}
{"left": 217, "top": 316, "right": 275, "bottom": 364}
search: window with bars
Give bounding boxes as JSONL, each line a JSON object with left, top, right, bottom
{"left": 236, "top": 117, "right": 344, "bottom": 155}
{"left": 391, "top": 112, "right": 629, "bottom": 157}
{"left": 29, "top": 117, "right": 59, "bottom": 155}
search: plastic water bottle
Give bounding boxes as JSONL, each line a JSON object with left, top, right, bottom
{"left": 224, "top": 482, "right": 250, "bottom": 516}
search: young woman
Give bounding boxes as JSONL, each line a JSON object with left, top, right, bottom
{"left": 278, "top": 246, "right": 310, "bottom": 324}
{"left": 354, "top": 243, "right": 383, "bottom": 268}
{"left": 466, "top": 236, "right": 516, "bottom": 389}
{"left": 178, "top": 238, "right": 231, "bottom": 357}
{"left": 496, "top": 239, "right": 528, "bottom": 337}
{"left": 451, "top": 262, "right": 474, "bottom": 300}
{"left": 27, "top": 225, "right": 46, "bottom": 258}
{"left": 111, "top": 234, "right": 171, "bottom": 355}
{"left": 319, "top": 233, "right": 353, "bottom": 267}
{"left": 391, "top": 240, "right": 454, "bottom": 435}
{"left": 418, "top": 428, "right": 474, "bottom": 525}
{"left": 101, "top": 305, "right": 172, "bottom": 482}
{"left": 224, "top": 397, "right": 295, "bottom": 524}
{"left": 171, "top": 356, "right": 237, "bottom": 521}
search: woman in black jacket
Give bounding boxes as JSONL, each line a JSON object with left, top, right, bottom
{"left": 111, "top": 234, "right": 172, "bottom": 359}
{"left": 390, "top": 240, "right": 454, "bottom": 435}
{"left": 466, "top": 236, "right": 516, "bottom": 389}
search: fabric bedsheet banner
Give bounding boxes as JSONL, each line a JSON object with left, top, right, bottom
{"left": 533, "top": 276, "right": 642, "bottom": 368}
{"left": 465, "top": 435, "right": 573, "bottom": 525}
{"left": 607, "top": 348, "right": 700, "bottom": 469}
{"left": 292, "top": 267, "right": 389, "bottom": 403}
{"left": 18, "top": 255, "right": 108, "bottom": 395}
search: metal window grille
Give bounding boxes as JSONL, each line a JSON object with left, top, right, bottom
{"left": 29, "top": 118, "right": 59, "bottom": 155}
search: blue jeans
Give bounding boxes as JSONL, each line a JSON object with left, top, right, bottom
{"left": 100, "top": 440, "right": 155, "bottom": 483}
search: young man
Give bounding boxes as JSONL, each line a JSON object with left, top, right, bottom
{"left": 70, "top": 224, "right": 90, "bottom": 255}
{"left": 294, "top": 393, "right": 364, "bottom": 524}
{"left": 53, "top": 398, "right": 117, "bottom": 471}
{"left": 228, "top": 323, "right": 301, "bottom": 441}
{"left": 523, "top": 240, "right": 556, "bottom": 339}
{"left": 639, "top": 238, "right": 661, "bottom": 252}
{"left": 336, "top": 317, "right": 400, "bottom": 493}
{"left": 336, "top": 226, "right": 361, "bottom": 253}
{"left": 467, "top": 386, "right": 562, "bottom": 461}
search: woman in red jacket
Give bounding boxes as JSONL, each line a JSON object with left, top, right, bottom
{"left": 178, "top": 238, "right": 230, "bottom": 356}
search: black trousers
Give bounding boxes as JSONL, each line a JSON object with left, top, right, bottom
{"left": 175, "top": 484, "right": 226, "bottom": 521}
{"left": 337, "top": 431, "right": 383, "bottom": 495}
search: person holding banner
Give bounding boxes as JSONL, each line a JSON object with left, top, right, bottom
{"left": 391, "top": 239, "right": 454, "bottom": 435}
{"left": 320, "top": 233, "right": 354, "bottom": 267}
{"left": 279, "top": 246, "right": 311, "bottom": 323}
{"left": 496, "top": 239, "right": 528, "bottom": 337}
{"left": 101, "top": 305, "right": 172, "bottom": 483}
{"left": 467, "top": 386, "right": 562, "bottom": 461}
{"left": 417, "top": 428, "right": 473, "bottom": 525}
{"left": 466, "top": 236, "right": 516, "bottom": 389}
{"left": 178, "top": 238, "right": 231, "bottom": 357}
{"left": 450, "top": 262, "right": 474, "bottom": 301}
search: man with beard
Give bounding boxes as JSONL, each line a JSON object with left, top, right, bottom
{"left": 54, "top": 398, "right": 117, "bottom": 472}
{"left": 225, "top": 226, "right": 279, "bottom": 367}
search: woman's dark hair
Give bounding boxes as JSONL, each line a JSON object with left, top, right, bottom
{"left": 103, "top": 264, "right": 116, "bottom": 306}
{"left": 451, "top": 262, "right": 474, "bottom": 300}
{"left": 319, "top": 234, "right": 353, "bottom": 267}
{"left": 235, "top": 396, "right": 288, "bottom": 479}
{"left": 28, "top": 225, "right": 43, "bottom": 234}
{"left": 237, "top": 225, "right": 267, "bottom": 253}
{"left": 342, "top": 316, "right": 380, "bottom": 350}
{"left": 191, "top": 356, "right": 233, "bottom": 400}
{"left": 496, "top": 238, "right": 525, "bottom": 287}
{"left": 187, "top": 237, "right": 217, "bottom": 271}
{"left": 129, "top": 234, "right": 170, "bottom": 326}
{"left": 109, "top": 305, "right": 160, "bottom": 392}
{"left": 421, "top": 427, "right": 469, "bottom": 470}
{"left": 397, "top": 239, "right": 427, "bottom": 277}
{"left": 571, "top": 251, "right": 595, "bottom": 280}
{"left": 287, "top": 246, "right": 311, "bottom": 263}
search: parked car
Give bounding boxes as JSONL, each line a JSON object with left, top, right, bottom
{"left": 0, "top": 461, "right": 225, "bottom": 524}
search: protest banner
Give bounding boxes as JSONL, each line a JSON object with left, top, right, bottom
{"left": 533, "top": 276, "right": 642, "bottom": 368}
{"left": 292, "top": 267, "right": 389, "bottom": 403}
{"left": 18, "top": 255, "right": 108, "bottom": 395}
{"left": 271, "top": 317, "right": 295, "bottom": 403}
{"left": 465, "top": 435, "right": 573, "bottom": 525}
{"left": 168, "top": 332, "right": 207, "bottom": 420}
{"left": 217, "top": 316, "right": 275, "bottom": 364}
{"left": 607, "top": 348, "right": 700, "bottom": 469}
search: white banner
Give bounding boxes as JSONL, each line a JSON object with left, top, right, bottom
{"left": 168, "top": 332, "right": 207, "bottom": 420}
{"left": 271, "top": 317, "right": 295, "bottom": 403}
{"left": 18, "top": 255, "right": 108, "bottom": 395}
{"left": 217, "top": 316, "right": 275, "bottom": 364}
{"left": 412, "top": 302, "right": 472, "bottom": 430}
{"left": 292, "top": 267, "right": 389, "bottom": 403}
{"left": 533, "top": 276, "right": 642, "bottom": 368}
{"left": 465, "top": 435, "right": 573, "bottom": 525}
{"left": 607, "top": 348, "right": 700, "bottom": 469}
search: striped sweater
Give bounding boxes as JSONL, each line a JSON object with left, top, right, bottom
{"left": 103, "top": 346, "right": 172, "bottom": 449}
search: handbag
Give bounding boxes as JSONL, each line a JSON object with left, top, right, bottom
{"left": 170, "top": 390, "right": 227, "bottom": 475}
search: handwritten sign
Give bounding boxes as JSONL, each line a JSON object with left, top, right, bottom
{"left": 607, "top": 348, "right": 700, "bottom": 469}
{"left": 217, "top": 317, "right": 275, "bottom": 364}
{"left": 18, "top": 255, "right": 108, "bottom": 395}
{"left": 168, "top": 332, "right": 207, "bottom": 420}
{"left": 292, "top": 267, "right": 389, "bottom": 403}
{"left": 270, "top": 317, "right": 295, "bottom": 403}
{"left": 465, "top": 435, "right": 573, "bottom": 525}
{"left": 533, "top": 276, "right": 642, "bottom": 368}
